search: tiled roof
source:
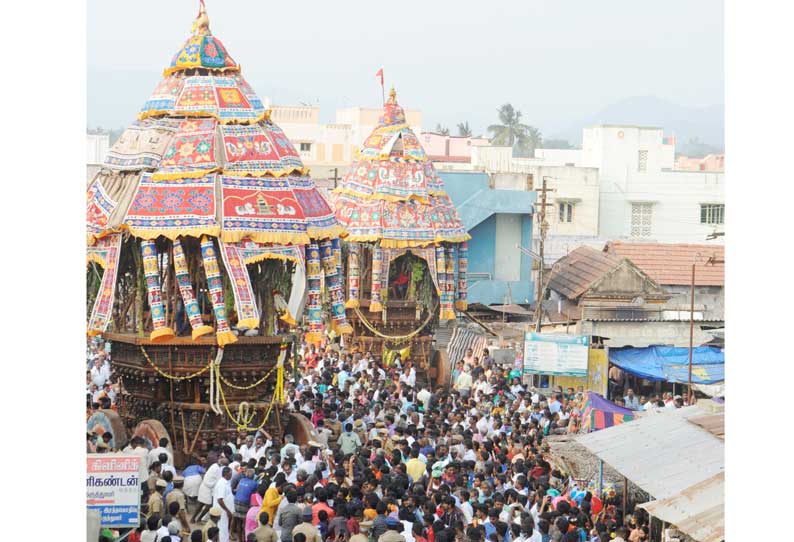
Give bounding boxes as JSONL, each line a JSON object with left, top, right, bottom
{"left": 547, "top": 246, "right": 622, "bottom": 300}
{"left": 605, "top": 241, "right": 724, "bottom": 286}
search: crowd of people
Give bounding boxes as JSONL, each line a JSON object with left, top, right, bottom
{"left": 89, "top": 335, "right": 659, "bottom": 542}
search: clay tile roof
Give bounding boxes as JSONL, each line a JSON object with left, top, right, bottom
{"left": 548, "top": 246, "right": 623, "bottom": 300}
{"left": 605, "top": 241, "right": 724, "bottom": 287}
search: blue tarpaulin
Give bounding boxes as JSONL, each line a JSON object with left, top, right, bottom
{"left": 608, "top": 346, "right": 724, "bottom": 384}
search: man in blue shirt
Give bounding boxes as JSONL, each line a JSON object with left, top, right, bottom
{"left": 624, "top": 388, "right": 641, "bottom": 410}
{"left": 233, "top": 468, "right": 258, "bottom": 541}
{"left": 548, "top": 394, "right": 562, "bottom": 415}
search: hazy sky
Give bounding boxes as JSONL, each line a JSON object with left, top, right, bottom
{"left": 87, "top": 0, "right": 724, "bottom": 138}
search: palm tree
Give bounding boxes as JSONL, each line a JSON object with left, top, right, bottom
{"left": 457, "top": 121, "right": 472, "bottom": 137}
{"left": 487, "top": 103, "right": 543, "bottom": 157}
{"left": 435, "top": 123, "right": 450, "bottom": 136}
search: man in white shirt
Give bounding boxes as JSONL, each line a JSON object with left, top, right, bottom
{"left": 416, "top": 387, "right": 431, "bottom": 411}
{"left": 148, "top": 438, "right": 173, "bottom": 468}
{"left": 280, "top": 435, "right": 303, "bottom": 464}
{"left": 250, "top": 434, "right": 271, "bottom": 463}
{"left": 643, "top": 394, "right": 660, "bottom": 410}
{"left": 239, "top": 435, "right": 255, "bottom": 462}
{"left": 90, "top": 358, "right": 111, "bottom": 388}
{"left": 474, "top": 374, "right": 493, "bottom": 396}
{"left": 212, "top": 467, "right": 234, "bottom": 542}
{"left": 399, "top": 366, "right": 416, "bottom": 389}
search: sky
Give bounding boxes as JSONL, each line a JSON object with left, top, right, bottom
{"left": 87, "top": 0, "right": 724, "bottom": 139}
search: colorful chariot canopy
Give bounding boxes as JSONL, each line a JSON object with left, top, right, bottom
{"left": 331, "top": 88, "right": 470, "bottom": 248}
{"left": 164, "top": 1, "right": 240, "bottom": 76}
{"left": 87, "top": 2, "right": 343, "bottom": 246}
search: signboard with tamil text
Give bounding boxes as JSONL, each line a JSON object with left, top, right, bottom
{"left": 523, "top": 332, "right": 589, "bottom": 377}
{"left": 86, "top": 454, "right": 142, "bottom": 528}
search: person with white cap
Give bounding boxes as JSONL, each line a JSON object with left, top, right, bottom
{"left": 166, "top": 476, "right": 190, "bottom": 536}
{"left": 202, "top": 508, "right": 222, "bottom": 542}
{"left": 147, "top": 478, "right": 167, "bottom": 519}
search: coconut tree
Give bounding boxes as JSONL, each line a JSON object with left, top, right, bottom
{"left": 487, "top": 103, "right": 542, "bottom": 157}
{"left": 457, "top": 121, "right": 472, "bottom": 137}
{"left": 434, "top": 123, "right": 450, "bottom": 136}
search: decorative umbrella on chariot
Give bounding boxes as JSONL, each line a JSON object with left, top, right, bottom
{"left": 330, "top": 88, "right": 470, "bottom": 375}
{"left": 85, "top": 2, "right": 346, "bottom": 455}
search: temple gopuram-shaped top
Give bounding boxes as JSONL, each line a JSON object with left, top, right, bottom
{"left": 332, "top": 88, "right": 470, "bottom": 249}
{"left": 87, "top": 2, "right": 350, "bottom": 345}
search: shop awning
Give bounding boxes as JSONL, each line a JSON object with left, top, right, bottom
{"left": 609, "top": 346, "right": 724, "bottom": 384}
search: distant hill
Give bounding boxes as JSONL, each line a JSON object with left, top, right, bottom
{"left": 550, "top": 96, "right": 724, "bottom": 155}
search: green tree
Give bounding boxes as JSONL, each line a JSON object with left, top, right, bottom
{"left": 542, "top": 138, "right": 575, "bottom": 149}
{"left": 457, "top": 121, "right": 472, "bottom": 137}
{"left": 487, "top": 103, "right": 542, "bottom": 157}
{"left": 435, "top": 123, "right": 450, "bottom": 136}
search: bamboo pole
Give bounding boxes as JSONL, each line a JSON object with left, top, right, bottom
{"left": 180, "top": 409, "right": 189, "bottom": 455}
{"left": 189, "top": 410, "right": 209, "bottom": 456}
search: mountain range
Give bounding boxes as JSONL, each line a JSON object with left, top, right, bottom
{"left": 547, "top": 95, "right": 724, "bottom": 155}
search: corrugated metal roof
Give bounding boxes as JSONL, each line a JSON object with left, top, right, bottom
{"left": 575, "top": 407, "right": 724, "bottom": 499}
{"left": 637, "top": 472, "right": 724, "bottom": 542}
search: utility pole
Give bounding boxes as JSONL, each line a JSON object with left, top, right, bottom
{"left": 687, "top": 263, "right": 695, "bottom": 405}
{"left": 330, "top": 167, "right": 340, "bottom": 189}
{"left": 534, "top": 177, "right": 554, "bottom": 332}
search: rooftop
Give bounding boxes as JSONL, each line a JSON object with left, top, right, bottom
{"left": 547, "top": 246, "right": 623, "bottom": 300}
{"left": 605, "top": 241, "right": 724, "bottom": 287}
{"left": 576, "top": 406, "right": 724, "bottom": 499}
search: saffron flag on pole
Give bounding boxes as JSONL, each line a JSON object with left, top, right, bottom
{"left": 376, "top": 68, "right": 385, "bottom": 104}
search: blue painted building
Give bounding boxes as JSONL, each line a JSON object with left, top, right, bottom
{"left": 439, "top": 171, "right": 536, "bottom": 306}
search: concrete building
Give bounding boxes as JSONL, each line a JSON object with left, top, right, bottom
{"left": 675, "top": 153, "right": 725, "bottom": 172}
{"left": 420, "top": 132, "right": 490, "bottom": 163}
{"left": 578, "top": 125, "right": 724, "bottom": 244}
{"left": 544, "top": 246, "right": 721, "bottom": 348}
{"left": 440, "top": 171, "right": 536, "bottom": 306}
{"left": 87, "top": 132, "right": 110, "bottom": 182}
{"left": 271, "top": 103, "right": 422, "bottom": 181}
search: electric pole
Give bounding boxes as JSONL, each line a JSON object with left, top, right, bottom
{"left": 687, "top": 262, "right": 695, "bottom": 406}
{"left": 534, "top": 177, "right": 553, "bottom": 332}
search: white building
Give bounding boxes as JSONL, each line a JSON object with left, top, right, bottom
{"left": 270, "top": 103, "right": 422, "bottom": 181}
{"left": 579, "top": 124, "right": 723, "bottom": 244}
{"left": 87, "top": 132, "right": 110, "bottom": 182}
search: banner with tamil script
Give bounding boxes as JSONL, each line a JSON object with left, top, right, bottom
{"left": 86, "top": 455, "right": 142, "bottom": 528}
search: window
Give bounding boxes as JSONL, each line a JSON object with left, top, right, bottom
{"left": 299, "top": 142, "right": 311, "bottom": 152}
{"left": 700, "top": 204, "right": 724, "bottom": 225}
{"left": 558, "top": 202, "right": 574, "bottom": 223}
{"left": 638, "top": 150, "right": 648, "bottom": 172}
{"left": 630, "top": 203, "right": 653, "bottom": 238}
